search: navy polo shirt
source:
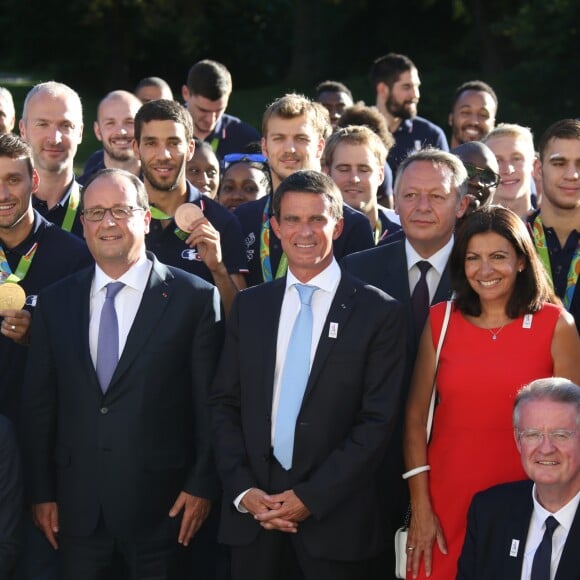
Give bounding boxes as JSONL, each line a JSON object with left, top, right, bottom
{"left": 388, "top": 116, "right": 449, "bottom": 175}
{"left": 0, "top": 212, "right": 93, "bottom": 422}
{"left": 527, "top": 210, "right": 579, "bottom": 332}
{"left": 206, "top": 113, "right": 261, "bottom": 160}
{"left": 78, "top": 149, "right": 105, "bottom": 185}
{"left": 146, "top": 182, "right": 247, "bottom": 283}
{"left": 377, "top": 207, "right": 402, "bottom": 243}
{"left": 234, "top": 195, "right": 374, "bottom": 287}
{"left": 32, "top": 178, "right": 84, "bottom": 238}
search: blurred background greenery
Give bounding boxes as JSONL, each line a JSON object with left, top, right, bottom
{"left": 0, "top": 0, "right": 577, "bottom": 167}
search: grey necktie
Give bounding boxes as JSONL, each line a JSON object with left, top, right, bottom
{"left": 96, "top": 282, "right": 125, "bottom": 393}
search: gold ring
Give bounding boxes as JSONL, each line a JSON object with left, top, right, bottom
{"left": 407, "top": 546, "right": 416, "bottom": 551}
{"left": 10, "top": 325, "right": 16, "bottom": 331}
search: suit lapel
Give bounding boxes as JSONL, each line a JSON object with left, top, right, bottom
{"left": 302, "top": 274, "right": 357, "bottom": 403}
{"left": 106, "top": 258, "right": 172, "bottom": 393}
{"left": 555, "top": 501, "right": 580, "bottom": 580}
{"left": 432, "top": 262, "right": 453, "bottom": 305}
{"left": 502, "top": 483, "right": 533, "bottom": 579}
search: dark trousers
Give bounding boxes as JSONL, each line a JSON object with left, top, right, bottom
{"left": 230, "top": 458, "right": 366, "bottom": 580}
{"left": 59, "top": 513, "right": 187, "bottom": 580}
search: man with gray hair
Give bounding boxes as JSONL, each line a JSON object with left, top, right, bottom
{"left": 343, "top": 147, "right": 469, "bottom": 578}
{"left": 458, "top": 377, "right": 580, "bottom": 579}
{"left": 19, "top": 81, "right": 84, "bottom": 236}
{"left": 0, "top": 87, "right": 15, "bottom": 134}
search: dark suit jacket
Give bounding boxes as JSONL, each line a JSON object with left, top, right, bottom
{"left": 21, "top": 254, "right": 223, "bottom": 540}
{"left": 342, "top": 238, "right": 453, "bottom": 538}
{"left": 457, "top": 480, "right": 580, "bottom": 580}
{"left": 210, "top": 270, "right": 405, "bottom": 561}
{"left": 0, "top": 416, "right": 21, "bottom": 579}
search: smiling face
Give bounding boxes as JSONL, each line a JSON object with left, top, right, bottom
{"left": 95, "top": 93, "right": 141, "bottom": 163}
{"left": 449, "top": 90, "right": 496, "bottom": 146}
{"left": 262, "top": 115, "right": 325, "bottom": 188}
{"left": 327, "top": 142, "right": 384, "bottom": 216}
{"left": 81, "top": 173, "right": 150, "bottom": 277}
{"left": 516, "top": 400, "right": 580, "bottom": 504}
{"left": 386, "top": 68, "right": 420, "bottom": 119}
{"left": 218, "top": 162, "right": 269, "bottom": 211}
{"left": 0, "top": 155, "right": 38, "bottom": 233}
{"left": 486, "top": 135, "right": 534, "bottom": 206}
{"left": 270, "top": 190, "right": 343, "bottom": 282}
{"left": 539, "top": 137, "right": 580, "bottom": 212}
{"left": 20, "top": 90, "right": 83, "bottom": 175}
{"left": 464, "top": 231, "right": 524, "bottom": 306}
{"left": 135, "top": 119, "right": 193, "bottom": 193}
{"left": 186, "top": 145, "right": 220, "bottom": 198}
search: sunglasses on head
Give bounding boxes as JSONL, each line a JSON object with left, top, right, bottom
{"left": 463, "top": 162, "right": 500, "bottom": 188}
{"left": 222, "top": 153, "right": 269, "bottom": 171}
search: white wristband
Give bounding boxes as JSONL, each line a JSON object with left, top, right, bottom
{"left": 402, "top": 465, "right": 431, "bottom": 480}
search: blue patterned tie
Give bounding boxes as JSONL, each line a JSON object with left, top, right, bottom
{"left": 96, "top": 282, "right": 125, "bottom": 393}
{"left": 531, "top": 515, "right": 559, "bottom": 580}
{"left": 273, "top": 284, "right": 317, "bottom": 470}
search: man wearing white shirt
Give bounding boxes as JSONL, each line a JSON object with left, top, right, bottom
{"left": 211, "top": 170, "right": 405, "bottom": 579}
{"left": 458, "top": 377, "right": 580, "bottom": 580}
{"left": 342, "top": 148, "right": 469, "bottom": 578}
{"left": 21, "top": 169, "right": 223, "bottom": 579}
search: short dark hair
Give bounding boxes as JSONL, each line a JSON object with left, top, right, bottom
{"left": 315, "top": 80, "right": 353, "bottom": 101}
{"left": 450, "top": 205, "right": 555, "bottom": 318}
{"left": 134, "top": 99, "right": 193, "bottom": 143}
{"left": 134, "top": 77, "right": 173, "bottom": 100}
{"left": 370, "top": 53, "right": 416, "bottom": 89}
{"left": 186, "top": 60, "right": 232, "bottom": 100}
{"left": 81, "top": 168, "right": 149, "bottom": 212}
{"left": 272, "top": 170, "right": 343, "bottom": 221}
{"left": 0, "top": 133, "right": 33, "bottom": 177}
{"left": 337, "top": 103, "right": 394, "bottom": 150}
{"left": 451, "top": 80, "right": 498, "bottom": 110}
{"left": 514, "top": 377, "right": 580, "bottom": 430}
{"left": 538, "top": 118, "right": 580, "bottom": 161}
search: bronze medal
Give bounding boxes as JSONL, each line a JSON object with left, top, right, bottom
{"left": 174, "top": 203, "right": 204, "bottom": 233}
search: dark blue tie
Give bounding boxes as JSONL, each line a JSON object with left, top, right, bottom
{"left": 96, "top": 282, "right": 125, "bottom": 393}
{"left": 273, "top": 284, "right": 317, "bottom": 470}
{"left": 411, "top": 260, "right": 431, "bottom": 339}
{"left": 531, "top": 515, "right": 559, "bottom": 580}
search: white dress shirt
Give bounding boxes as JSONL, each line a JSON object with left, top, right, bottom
{"left": 405, "top": 236, "right": 453, "bottom": 303}
{"left": 520, "top": 486, "right": 580, "bottom": 580}
{"left": 89, "top": 256, "right": 152, "bottom": 368}
{"left": 234, "top": 258, "right": 341, "bottom": 512}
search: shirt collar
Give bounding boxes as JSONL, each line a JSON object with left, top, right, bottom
{"left": 185, "top": 181, "right": 206, "bottom": 209}
{"left": 2, "top": 211, "right": 47, "bottom": 257}
{"left": 405, "top": 236, "right": 454, "bottom": 275}
{"left": 531, "top": 484, "right": 580, "bottom": 534}
{"left": 92, "top": 254, "right": 152, "bottom": 296}
{"left": 286, "top": 258, "right": 341, "bottom": 295}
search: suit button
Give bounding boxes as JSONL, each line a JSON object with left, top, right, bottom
{"left": 298, "top": 421, "right": 309, "bottom": 427}
{"left": 100, "top": 407, "right": 109, "bottom": 415}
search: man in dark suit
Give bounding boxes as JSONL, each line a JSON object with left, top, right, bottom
{"left": 0, "top": 414, "right": 22, "bottom": 578}
{"left": 458, "top": 377, "right": 580, "bottom": 580}
{"left": 211, "top": 170, "right": 405, "bottom": 579}
{"left": 342, "top": 148, "right": 469, "bottom": 578}
{"left": 21, "top": 168, "right": 223, "bottom": 579}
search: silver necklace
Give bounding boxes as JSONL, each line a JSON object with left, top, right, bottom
{"left": 488, "top": 324, "right": 508, "bottom": 340}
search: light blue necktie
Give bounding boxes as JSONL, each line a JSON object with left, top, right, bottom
{"left": 273, "top": 283, "right": 317, "bottom": 470}
{"left": 96, "top": 282, "right": 125, "bottom": 393}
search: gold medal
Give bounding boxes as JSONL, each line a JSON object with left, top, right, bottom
{"left": 174, "top": 203, "right": 204, "bottom": 233}
{"left": 0, "top": 282, "right": 26, "bottom": 310}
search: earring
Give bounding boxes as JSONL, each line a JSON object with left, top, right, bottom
{"left": 518, "top": 268, "right": 523, "bottom": 273}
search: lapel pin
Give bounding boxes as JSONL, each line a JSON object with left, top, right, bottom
{"left": 329, "top": 322, "right": 338, "bottom": 339}
{"left": 162, "top": 291, "right": 168, "bottom": 299}
{"left": 509, "top": 539, "right": 519, "bottom": 557}
{"left": 341, "top": 303, "right": 346, "bottom": 309}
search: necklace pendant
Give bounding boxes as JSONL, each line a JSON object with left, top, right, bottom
{"left": 492, "top": 334, "right": 497, "bottom": 340}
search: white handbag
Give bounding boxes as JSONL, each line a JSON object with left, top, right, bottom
{"left": 394, "top": 300, "right": 452, "bottom": 578}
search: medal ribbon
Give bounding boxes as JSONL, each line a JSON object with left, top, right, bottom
{"left": 61, "top": 182, "right": 80, "bottom": 232}
{"left": 0, "top": 242, "right": 39, "bottom": 284}
{"left": 260, "top": 197, "right": 288, "bottom": 282}
{"left": 532, "top": 215, "right": 579, "bottom": 310}
{"left": 373, "top": 219, "right": 383, "bottom": 245}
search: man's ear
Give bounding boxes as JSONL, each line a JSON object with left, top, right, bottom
{"left": 181, "top": 85, "right": 190, "bottom": 102}
{"left": 94, "top": 121, "right": 103, "bottom": 142}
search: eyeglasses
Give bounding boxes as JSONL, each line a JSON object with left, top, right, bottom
{"left": 82, "top": 206, "right": 145, "bottom": 222}
{"left": 463, "top": 162, "right": 500, "bottom": 188}
{"left": 222, "top": 153, "right": 268, "bottom": 171}
{"left": 517, "top": 428, "right": 577, "bottom": 445}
